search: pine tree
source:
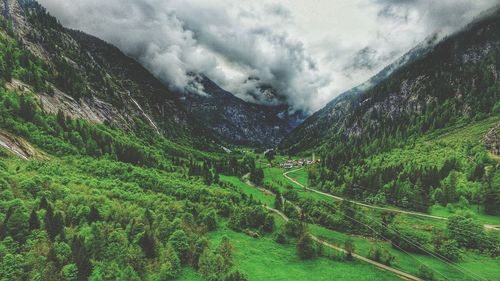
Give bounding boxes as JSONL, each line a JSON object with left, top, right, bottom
{"left": 217, "top": 236, "right": 233, "bottom": 271}
{"left": 297, "top": 233, "right": 316, "bottom": 260}
{"left": 169, "top": 230, "right": 190, "bottom": 264}
{"left": 72, "top": 235, "right": 92, "bottom": 280}
{"left": 139, "top": 229, "right": 156, "bottom": 258}
{"left": 144, "top": 209, "right": 154, "bottom": 227}
{"left": 45, "top": 205, "right": 64, "bottom": 240}
{"left": 87, "top": 205, "right": 101, "bottom": 223}
{"left": 159, "top": 244, "right": 181, "bottom": 280}
{"left": 274, "top": 191, "right": 283, "bottom": 211}
{"left": 5, "top": 205, "right": 30, "bottom": 243}
{"left": 29, "top": 209, "right": 40, "bottom": 230}
{"left": 39, "top": 197, "right": 49, "bottom": 210}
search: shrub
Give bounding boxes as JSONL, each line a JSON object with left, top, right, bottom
{"left": 437, "top": 239, "right": 461, "bottom": 262}
{"left": 418, "top": 265, "right": 435, "bottom": 281}
{"left": 297, "top": 233, "right": 316, "bottom": 260}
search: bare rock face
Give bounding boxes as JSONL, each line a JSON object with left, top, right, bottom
{"left": 0, "top": 129, "right": 41, "bottom": 159}
{"left": 7, "top": 79, "right": 133, "bottom": 130}
{"left": 179, "top": 76, "right": 296, "bottom": 147}
{"left": 1, "top": 0, "right": 202, "bottom": 143}
{"left": 281, "top": 6, "right": 500, "bottom": 153}
{"left": 485, "top": 123, "right": 500, "bottom": 156}
{"left": 2, "top": 0, "right": 297, "bottom": 148}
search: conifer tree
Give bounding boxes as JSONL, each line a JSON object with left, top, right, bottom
{"left": 29, "top": 209, "right": 40, "bottom": 230}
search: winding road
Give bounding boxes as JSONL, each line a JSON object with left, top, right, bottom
{"left": 264, "top": 206, "right": 424, "bottom": 281}
{"left": 283, "top": 168, "right": 500, "bottom": 231}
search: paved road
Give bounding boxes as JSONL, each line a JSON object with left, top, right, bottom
{"left": 264, "top": 206, "right": 424, "bottom": 281}
{"left": 284, "top": 168, "right": 500, "bottom": 231}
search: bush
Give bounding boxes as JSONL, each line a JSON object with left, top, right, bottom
{"left": 390, "top": 227, "right": 431, "bottom": 253}
{"left": 368, "top": 244, "right": 382, "bottom": 262}
{"left": 447, "top": 215, "right": 484, "bottom": 249}
{"left": 437, "top": 239, "right": 461, "bottom": 262}
{"left": 418, "top": 265, "right": 435, "bottom": 281}
{"left": 284, "top": 220, "right": 306, "bottom": 238}
{"left": 344, "top": 239, "right": 355, "bottom": 261}
{"left": 381, "top": 250, "right": 395, "bottom": 266}
{"left": 297, "top": 233, "right": 316, "bottom": 260}
{"left": 274, "top": 229, "right": 287, "bottom": 244}
{"left": 262, "top": 214, "right": 275, "bottom": 233}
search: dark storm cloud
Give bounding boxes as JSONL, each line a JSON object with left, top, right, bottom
{"left": 37, "top": 0, "right": 499, "bottom": 113}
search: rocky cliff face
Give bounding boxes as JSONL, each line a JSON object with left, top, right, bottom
{"left": 2, "top": 0, "right": 298, "bottom": 148}
{"left": 1, "top": 0, "right": 201, "bottom": 141}
{"left": 178, "top": 76, "right": 296, "bottom": 147}
{"left": 281, "top": 6, "right": 500, "bottom": 153}
{"left": 485, "top": 123, "right": 500, "bottom": 156}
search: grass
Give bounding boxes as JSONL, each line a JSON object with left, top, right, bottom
{"left": 281, "top": 167, "right": 500, "bottom": 280}
{"left": 285, "top": 152, "right": 500, "bottom": 227}
{"left": 286, "top": 168, "right": 308, "bottom": 186}
{"left": 261, "top": 143, "right": 500, "bottom": 281}
{"left": 219, "top": 168, "right": 499, "bottom": 281}
{"left": 263, "top": 166, "right": 326, "bottom": 201}
{"left": 208, "top": 225, "right": 400, "bottom": 281}
{"left": 178, "top": 268, "right": 204, "bottom": 281}
{"left": 431, "top": 204, "right": 500, "bottom": 226}
{"left": 308, "top": 223, "right": 500, "bottom": 281}
{"left": 206, "top": 177, "right": 500, "bottom": 281}
{"left": 220, "top": 175, "right": 274, "bottom": 206}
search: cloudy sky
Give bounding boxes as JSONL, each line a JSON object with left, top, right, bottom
{"left": 38, "top": 0, "right": 498, "bottom": 113}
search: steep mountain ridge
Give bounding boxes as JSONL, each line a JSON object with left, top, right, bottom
{"left": 1, "top": 0, "right": 207, "bottom": 144}
{"left": 178, "top": 75, "right": 294, "bottom": 147}
{"left": 2, "top": 0, "right": 296, "bottom": 149}
{"left": 65, "top": 8, "right": 298, "bottom": 148}
{"left": 280, "top": 6, "right": 500, "bottom": 154}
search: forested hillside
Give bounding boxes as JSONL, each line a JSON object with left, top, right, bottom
{"left": 1, "top": 0, "right": 220, "bottom": 151}
{"left": 0, "top": 1, "right": 272, "bottom": 280}
{"left": 1, "top": 0, "right": 500, "bottom": 280}
{"left": 281, "top": 6, "right": 500, "bottom": 214}
{"left": 282, "top": 7, "right": 500, "bottom": 154}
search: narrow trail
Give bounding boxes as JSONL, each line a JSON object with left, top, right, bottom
{"left": 264, "top": 206, "right": 424, "bottom": 281}
{"left": 284, "top": 168, "right": 446, "bottom": 220}
{"left": 283, "top": 168, "right": 500, "bottom": 231}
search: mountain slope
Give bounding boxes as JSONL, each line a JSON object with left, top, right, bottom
{"left": 278, "top": 5, "right": 500, "bottom": 217}
{"left": 2, "top": 0, "right": 203, "bottom": 142}
{"left": 4, "top": 0, "right": 297, "bottom": 151}
{"left": 178, "top": 76, "right": 294, "bottom": 147}
{"left": 280, "top": 7, "right": 500, "bottom": 154}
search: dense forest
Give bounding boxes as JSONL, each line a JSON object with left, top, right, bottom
{"left": 282, "top": 8, "right": 500, "bottom": 215}
{"left": 1, "top": 1, "right": 500, "bottom": 281}
{"left": 0, "top": 12, "right": 274, "bottom": 280}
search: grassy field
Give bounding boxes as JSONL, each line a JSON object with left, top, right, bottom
{"left": 286, "top": 168, "right": 308, "bottom": 186}
{"left": 308, "top": 223, "right": 500, "bottom": 281}
{"left": 285, "top": 151, "right": 500, "bottom": 227}
{"left": 263, "top": 166, "right": 326, "bottom": 201}
{"left": 256, "top": 160, "right": 500, "bottom": 281}
{"left": 208, "top": 225, "right": 399, "bottom": 281}
{"left": 431, "top": 204, "right": 500, "bottom": 225}
{"left": 223, "top": 118, "right": 500, "bottom": 281}
{"left": 220, "top": 175, "right": 275, "bottom": 206}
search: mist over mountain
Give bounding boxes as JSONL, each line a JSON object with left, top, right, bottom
{"left": 37, "top": 0, "right": 499, "bottom": 113}
{"left": 1, "top": 1, "right": 500, "bottom": 281}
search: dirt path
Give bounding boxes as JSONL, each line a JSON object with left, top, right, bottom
{"left": 264, "top": 206, "right": 423, "bottom": 281}
{"left": 284, "top": 168, "right": 500, "bottom": 230}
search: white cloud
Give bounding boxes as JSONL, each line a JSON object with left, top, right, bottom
{"left": 38, "top": 0, "right": 498, "bottom": 113}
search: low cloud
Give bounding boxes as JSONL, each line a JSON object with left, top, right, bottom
{"left": 38, "top": 0, "right": 498, "bottom": 113}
